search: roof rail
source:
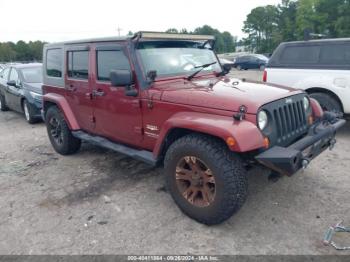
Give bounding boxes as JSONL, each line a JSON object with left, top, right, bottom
{"left": 134, "top": 31, "right": 215, "bottom": 41}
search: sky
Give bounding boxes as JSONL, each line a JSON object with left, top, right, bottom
{"left": 0, "top": 0, "right": 281, "bottom": 43}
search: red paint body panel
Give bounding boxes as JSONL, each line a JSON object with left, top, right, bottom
{"left": 42, "top": 90, "right": 80, "bottom": 130}
{"left": 89, "top": 43, "right": 143, "bottom": 146}
{"left": 152, "top": 112, "right": 265, "bottom": 157}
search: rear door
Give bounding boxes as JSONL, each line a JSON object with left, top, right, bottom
{"left": 91, "top": 44, "right": 143, "bottom": 146}
{"left": 65, "top": 46, "right": 95, "bottom": 132}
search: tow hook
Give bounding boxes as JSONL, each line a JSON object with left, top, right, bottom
{"left": 329, "top": 138, "right": 336, "bottom": 151}
{"left": 323, "top": 221, "right": 350, "bottom": 250}
{"left": 302, "top": 159, "right": 310, "bottom": 169}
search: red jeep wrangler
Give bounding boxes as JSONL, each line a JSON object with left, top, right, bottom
{"left": 42, "top": 32, "right": 345, "bottom": 225}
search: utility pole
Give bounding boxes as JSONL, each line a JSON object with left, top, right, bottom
{"left": 117, "top": 27, "right": 123, "bottom": 37}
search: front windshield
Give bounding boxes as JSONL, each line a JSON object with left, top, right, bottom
{"left": 21, "top": 67, "right": 43, "bottom": 83}
{"left": 136, "top": 41, "right": 221, "bottom": 78}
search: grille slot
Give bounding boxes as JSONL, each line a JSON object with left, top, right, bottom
{"left": 271, "top": 98, "right": 308, "bottom": 144}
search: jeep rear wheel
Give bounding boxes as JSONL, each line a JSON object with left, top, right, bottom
{"left": 45, "top": 106, "right": 81, "bottom": 155}
{"left": 164, "top": 134, "right": 248, "bottom": 225}
{"left": 309, "top": 92, "right": 342, "bottom": 113}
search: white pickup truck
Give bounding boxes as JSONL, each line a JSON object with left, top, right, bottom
{"left": 263, "top": 38, "right": 350, "bottom": 115}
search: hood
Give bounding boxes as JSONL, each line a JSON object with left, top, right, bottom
{"left": 23, "top": 82, "right": 43, "bottom": 94}
{"left": 157, "top": 77, "right": 303, "bottom": 114}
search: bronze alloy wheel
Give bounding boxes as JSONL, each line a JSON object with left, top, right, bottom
{"left": 175, "top": 156, "right": 216, "bottom": 207}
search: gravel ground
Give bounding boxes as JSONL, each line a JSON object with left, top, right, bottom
{"left": 0, "top": 70, "right": 349, "bottom": 255}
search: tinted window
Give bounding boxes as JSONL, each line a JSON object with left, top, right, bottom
{"left": 68, "top": 51, "right": 89, "bottom": 79}
{"left": 21, "top": 67, "right": 43, "bottom": 83}
{"left": 9, "top": 68, "right": 19, "bottom": 81}
{"left": 319, "top": 43, "right": 350, "bottom": 65}
{"left": 97, "top": 50, "right": 130, "bottom": 81}
{"left": 280, "top": 45, "right": 320, "bottom": 64}
{"left": 46, "top": 49, "right": 62, "bottom": 77}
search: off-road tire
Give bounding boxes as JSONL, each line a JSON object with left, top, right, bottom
{"left": 164, "top": 134, "right": 248, "bottom": 225}
{"left": 23, "top": 100, "right": 38, "bottom": 124}
{"left": 0, "top": 94, "right": 9, "bottom": 111}
{"left": 45, "top": 105, "right": 81, "bottom": 155}
{"left": 309, "top": 92, "right": 342, "bottom": 113}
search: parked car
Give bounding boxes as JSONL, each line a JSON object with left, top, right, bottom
{"left": 233, "top": 54, "right": 268, "bottom": 70}
{"left": 0, "top": 63, "right": 43, "bottom": 123}
{"left": 42, "top": 32, "right": 345, "bottom": 225}
{"left": 264, "top": 38, "right": 350, "bottom": 114}
{"left": 219, "top": 58, "right": 235, "bottom": 68}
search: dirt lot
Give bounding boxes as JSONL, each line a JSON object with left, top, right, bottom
{"left": 0, "top": 70, "right": 349, "bottom": 255}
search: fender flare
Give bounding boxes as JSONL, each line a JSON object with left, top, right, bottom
{"left": 153, "top": 112, "right": 265, "bottom": 157}
{"left": 43, "top": 93, "right": 80, "bottom": 130}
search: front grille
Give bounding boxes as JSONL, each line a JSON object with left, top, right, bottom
{"left": 262, "top": 94, "right": 309, "bottom": 147}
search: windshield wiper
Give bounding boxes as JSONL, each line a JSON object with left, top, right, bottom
{"left": 186, "top": 61, "right": 217, "bottom": 81}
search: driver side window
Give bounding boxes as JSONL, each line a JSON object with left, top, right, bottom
{"left": 9, "top": 68, "right": 21, "bottom": 86}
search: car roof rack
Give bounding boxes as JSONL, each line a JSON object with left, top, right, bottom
{"left": 133, "top": 31, "right": 215, "bottom": 41}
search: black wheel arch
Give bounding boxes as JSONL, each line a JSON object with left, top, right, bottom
{"left": 158, "top": 128, "right": 229, "bottom": 164}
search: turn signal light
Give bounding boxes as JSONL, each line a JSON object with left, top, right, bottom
{"left": 308, "top": 116, "right": 314, "bottom": 125}
{"left": 263, "top": 137, "right": 270, "bottom": 149}
{"left": 226, "top": 137, "right": 236, "bottom": 147}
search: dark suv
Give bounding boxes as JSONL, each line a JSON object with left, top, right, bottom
{"left": 42, "top": 32, "right": 345, "bottom": 225}
{"left": 0, "top": 63, "right": 43, "bottom": 123}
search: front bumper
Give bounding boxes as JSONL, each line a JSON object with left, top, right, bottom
{"left": 255, "top": 112, "right": 346, "bottom": 176}
{"left": 30, "top": 98, "right": 43, "bottom": 119}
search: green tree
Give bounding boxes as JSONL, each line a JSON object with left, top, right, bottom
{"left": 335, "top": 0, "right": 350, "bottom": 36}
{"left": 0, "top": 42, "right": 17, "bottom": 62}
{"left": 165, "top": 28, "right": 179, "bottom": 33}
{"left": 165, "top": 25, "right": 236, "bottom": 53}
{"left": 242, "top": 5, "right": 279, "bottom": 53}
{"left": 277, "top": 0, "right": 298, "bottom": 42}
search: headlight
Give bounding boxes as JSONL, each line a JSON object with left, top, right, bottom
{"left": 258, "top": 110, "right": 268, "bottom": 130}
{"left": 29, "top": 91, "right": 42, "bottom": 100}
{"left": 303, "top": 97, "right": 310, "bottom": 111}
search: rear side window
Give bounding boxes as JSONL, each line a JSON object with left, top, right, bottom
{"left": 319, "top": 43, "right": 350, "bottom": 65}
{"left": 96, "top": 50, "right": 131, "bottom": 81}
{"left": 68, "top": 51, "right": 89, "bottom": 80}
{"left": 46, "top": 49, "right": 62, "bottom": 77}
{"left": 280, "top": 45, "right": 320, "bottom": 65}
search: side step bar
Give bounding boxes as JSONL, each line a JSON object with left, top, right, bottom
{"left": 72, "top": 131, "right": 158, "bottom": 166}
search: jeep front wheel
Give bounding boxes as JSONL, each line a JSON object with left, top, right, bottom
{"left": 45, "top": 106, "right": 81, "bottom": 155}
{"left": 164, "top": 134, "right": 248, "bottom": 225}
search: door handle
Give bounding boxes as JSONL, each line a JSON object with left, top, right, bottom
{"left": 67, "top": 84, "right": 77, "bottom": 91}
{"left": 92, "top": 89, "right": 105, "bottom": 97}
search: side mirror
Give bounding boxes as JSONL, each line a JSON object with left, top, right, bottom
{"left": 7, "top": 80, "right": 18, "bottom": 87}
{"left": 222, "top": 64, "right": 232, "bottom": 75}
{"left": 110, "top": 69, "right": 133, "bottom": 87}
{"left": 110, "top": 69, "right": 137, "bottom": 97}
{"left": 147, "top": 70, "right": 157, "bottom": 83}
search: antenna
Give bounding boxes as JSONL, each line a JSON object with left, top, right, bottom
{"left": 117, "top": 27, "right": 123, "bottom": 37}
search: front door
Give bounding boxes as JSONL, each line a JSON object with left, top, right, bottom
{"left": 65, "top": 46, "right": 94, "bottom": 132}
{"left": 6, "top": 68, "right": 22, "bottom": 111}
{"left": 91, "top": 44, "right": 143, "bottom": 146}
